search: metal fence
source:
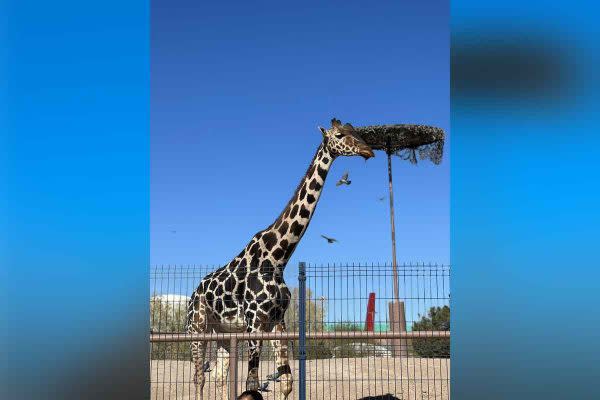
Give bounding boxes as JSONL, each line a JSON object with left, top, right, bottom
{"left": 150, "top": 263, "right": 450, "bottom": 400}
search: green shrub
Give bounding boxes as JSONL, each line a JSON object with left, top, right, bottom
{"left": 411, "top": 306, "right": 450, "bottom": 358}
{"left": 150, "top": 295, "right": 191, "bottom": 360}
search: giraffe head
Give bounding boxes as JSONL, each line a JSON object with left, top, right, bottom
{"left": 319, "top": 118, "right": 375, "bottom": 160}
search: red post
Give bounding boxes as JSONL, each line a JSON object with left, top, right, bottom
{"left": 365, "top": 292, "right": 376, "bottom": 332}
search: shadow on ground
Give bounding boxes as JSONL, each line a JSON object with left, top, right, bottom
{"left": 359, "top": 395, "right": 401, "bottom": 400}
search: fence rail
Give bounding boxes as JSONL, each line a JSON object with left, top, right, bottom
{"left": 150, "top": 262, "right": 450, "bottom": 400}
{"left": 150, "top": 331, "right": 450, "bottom": 342}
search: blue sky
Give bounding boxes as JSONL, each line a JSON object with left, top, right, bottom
{"left": 151, "top": 1, "right": 449, "bottom": 279}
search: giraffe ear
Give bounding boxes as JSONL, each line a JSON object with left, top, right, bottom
{"left": 318, "top": 126, "right": 327, "bottom": 137}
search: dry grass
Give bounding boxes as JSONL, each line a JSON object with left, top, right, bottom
{"left": 151, "top": 357, "right": 449, "bottom": 400}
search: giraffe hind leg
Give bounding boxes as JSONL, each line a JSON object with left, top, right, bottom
{"left": 214, "top": 341, "right": 231, "bottom": 400}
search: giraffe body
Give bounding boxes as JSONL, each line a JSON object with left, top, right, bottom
{"left": 186, "top": 119, "right": 374, "bottom": 400}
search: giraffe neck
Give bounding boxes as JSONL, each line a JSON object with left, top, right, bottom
{"left": 265, "top": 141, "right": 334, "bottom": 265}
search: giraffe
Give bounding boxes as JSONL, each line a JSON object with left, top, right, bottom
{"left": 186, "top": 118, "right": 375, "bottom": 400}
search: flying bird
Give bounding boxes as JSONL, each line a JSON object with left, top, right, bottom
{"left": 170, "top": 230, "right": 177, "bottom": 234}
{"left": 336, "top": 171, "right": 351, "bottom": 186}
{"left": 321, "top": 234, "right": 338, "bottom": 244}
{"left": 266, "top": 371, "right": 282, "bottom": 382}
{"left": 258, "top": 381, "right": 271, "bottom": 392}
{"left": 378, "top": 196, "right": 385, "bottom": 202}
{"left": 201, "top": 361, "right": 212, "bottom": 373}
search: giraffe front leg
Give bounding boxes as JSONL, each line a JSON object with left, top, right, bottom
{"left": 187, "top": 296, "right": 208, "bottom": 400}
{"left": 271, "top": 322, "right": 293, "bottom": 400}
{"left": 246, "top": 339, "right": 263, "bottom": 391}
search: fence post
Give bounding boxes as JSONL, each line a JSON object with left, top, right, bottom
{"left": 298, "top": 262, "right": 307, "bottom": 400}
{"left": 229, "top": 336, "right": 238, "bottom": 400}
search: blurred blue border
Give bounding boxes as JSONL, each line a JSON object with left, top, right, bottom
{"left": 452, "top": 1, "right": 600, "bottom": 399}
{"left": 1, "top": 1, "right": 149, "bottom": 399}
{"left": 2, "top": 1, "right": 599, "bottom": 399}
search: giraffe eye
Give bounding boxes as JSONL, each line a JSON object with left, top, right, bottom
{"left": 335, "top": 133, "right": 344, "bottom": 139}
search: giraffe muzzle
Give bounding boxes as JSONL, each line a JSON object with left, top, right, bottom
{"left": 359, "top": 147, "right": 375, "bottom": 160}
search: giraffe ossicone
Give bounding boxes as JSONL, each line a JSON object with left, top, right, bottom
{"left": 186, "top": 118, "right": 374, "bottom": 400}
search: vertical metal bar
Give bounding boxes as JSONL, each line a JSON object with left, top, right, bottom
{"left": 386, "top": 151, "right": 400, "bottom": 303}
{"left": 229, "top": 337, "right": 238, "bottom": 400}
{"left": 298, "top": 262, "right": 307, "bottom": 400}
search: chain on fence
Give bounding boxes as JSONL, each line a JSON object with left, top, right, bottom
{"left": 150, "top": 263, "right": 450, "bottom": 400}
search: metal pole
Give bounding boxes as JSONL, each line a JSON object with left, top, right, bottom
{"left": 298, "top": 262, "right": 307, "bottom": 400}
{"left": 229, "top": 336, "right": 238, "bottom": 400}
{"left": 319, "top": 296, "right": 326, "bottom": 330}
{"left": 387, "top": 151, "right": 400, "bottom": 302}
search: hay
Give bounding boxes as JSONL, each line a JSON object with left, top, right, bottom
{"left": 354, "top": 124, "right": 445, "bottom": 165}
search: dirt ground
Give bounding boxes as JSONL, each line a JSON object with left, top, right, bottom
{"left": 151, "top": 357, "right": 449, "bottom": 400}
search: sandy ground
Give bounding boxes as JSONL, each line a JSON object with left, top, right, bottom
{"left": 151, "top": 357, "right": 449, "bottom": 400}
